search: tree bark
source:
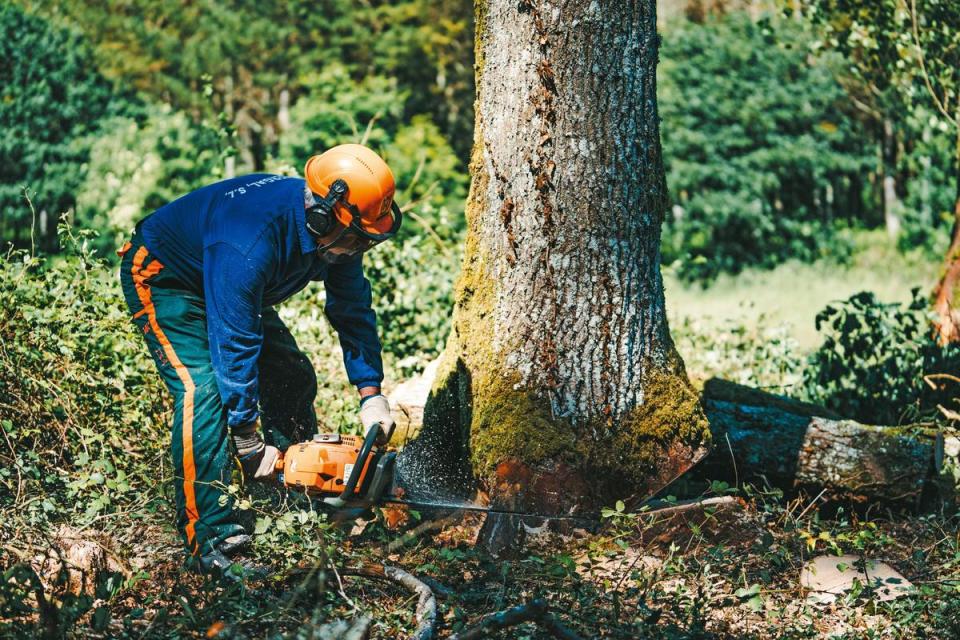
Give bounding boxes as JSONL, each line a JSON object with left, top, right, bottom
{"left": 396, "top": 0, "right": 711, "bottom": 552}
{"left": 881, "top": 118, "right": 901, "bottom": 239}
{"left": 932, "top": 189, "right": 960, "bottom": 345}
{"left": 931, "top": 120, "right": 960, "bottom": 345}
{"left": 392, "top": 373, "right": 950, "bottom": 508}
{"left": 698, "top": 380, "right": 944, "bottom": 506}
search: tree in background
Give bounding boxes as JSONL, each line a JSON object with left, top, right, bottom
{"left": 0, "top": 4, "right": 132, "bottom": 252}
{"left": 19, "top": 0, "right": 475, "bottom": 171}
{"left": 658, "top": 11, "right": 874, "bottom": 281}
{"left": 809, "top": 0, "right": 960, "bottom": 341}
{"left": 400, "top": 0, "right": 711, "bottom": 550}
{"left": 73, "top": 106, "right": 228, "bottom": 252}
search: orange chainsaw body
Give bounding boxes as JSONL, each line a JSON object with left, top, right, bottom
{"left": 280, "top": 433, "right": 375, "bottom": 496}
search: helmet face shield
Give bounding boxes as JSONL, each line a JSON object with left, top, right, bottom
{"left": 316, "top": 200, "right": 403, "bottom": 263}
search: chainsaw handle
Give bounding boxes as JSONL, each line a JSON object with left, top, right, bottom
{"left": 380, "top": 419, "right": 395, "bottom": 445}
{"left": 334, "top": 421, "right": 382, "bottom": 504}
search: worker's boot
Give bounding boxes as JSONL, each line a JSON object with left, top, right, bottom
{"left": 193, "top": 534, "right": 269, "bottom": 583}
{"left": 218, "top": 533, "right": 252, "bottom": 555}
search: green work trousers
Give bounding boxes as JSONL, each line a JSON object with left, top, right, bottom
{"left": 119, "top": 234, "right": 317, "bottom": 556}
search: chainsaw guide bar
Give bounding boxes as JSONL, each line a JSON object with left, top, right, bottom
{"left": 273, "top": 424, "right": 609, "bottom": 522}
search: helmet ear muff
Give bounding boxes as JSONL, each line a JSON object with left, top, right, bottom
{"left": 306, "top": 203, "right": 336, "bottom": 237}
{"left": 305, "top": 179, "right": 349, "bottom": 238}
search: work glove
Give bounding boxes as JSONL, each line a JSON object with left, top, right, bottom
{"left": 359, "top": 394, "right": 394, "bottom": 445}
{"left": 232, "top": 420, "right": 280, "bottom": 481}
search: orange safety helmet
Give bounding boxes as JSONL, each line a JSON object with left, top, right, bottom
{"left": 304, "top": 143, "right": 400, "bottom": 237}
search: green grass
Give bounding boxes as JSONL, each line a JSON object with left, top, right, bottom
{"left": 664, "top": 232, "right": 941, "bottom": 351}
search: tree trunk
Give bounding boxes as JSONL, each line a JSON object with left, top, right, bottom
{"left": 881, "top": 118, "right": 901, "bottom": 239}
{"left": 396, "top": 0, "right": 711, "bottom": 551}
{"left": 278, "top": 88, "right": 291, "bottom": 133}
{"left": 697, "top": 380, "right": 945, "bottom": 506}
{"left": 932, "top": 183, "right": 960, "bottom": 345}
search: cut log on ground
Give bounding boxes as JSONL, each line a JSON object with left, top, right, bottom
{"left": 391, "top": 365, "right": 953, "bottom": 507}
{"left": 699, "top": 379, "right": 944, "bottom": 506}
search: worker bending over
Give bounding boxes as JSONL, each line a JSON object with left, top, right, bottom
{"left": 118, "top": 144, "right": 400, "bottom": 576}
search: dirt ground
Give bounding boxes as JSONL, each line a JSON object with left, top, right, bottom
{"left": 6, "top": 488, "right": 958, "bottom": 639}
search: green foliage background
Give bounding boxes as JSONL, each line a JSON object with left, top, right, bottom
{"left": 659, "top": 14, "right": 874, "bottom": 280}
{"left": 0, "top": 4, "right": 137, "bottom": 252}
{"left": 0, "top": 2, "right": 959, "bottom": 637}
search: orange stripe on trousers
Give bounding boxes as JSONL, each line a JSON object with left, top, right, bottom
{"left": 131, "top": 247, "right": 201, "bottom": 553}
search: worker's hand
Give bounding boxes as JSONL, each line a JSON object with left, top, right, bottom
{"left": 232, "top": 420, "right": 281, "bottom": 481}
{"left": 359, "top": 394, "right": 394, "bottom": 444}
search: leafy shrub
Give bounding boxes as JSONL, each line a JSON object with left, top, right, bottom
{"left": 366, "top": 236, "right": 459, "bottom": 376}
{"left": 0, "top": 225, "right": 168, "bottom": 534}
{"left": 74, "top": 106, "right": 227, "bottom": 254}
{"left": 803, "top": 290, "right": 960, "bottom": 424}
{"left": 278, "top": 64, "right": 468, "bottom": 221}
{"left": 897, "top": 105, "right": 959, "bottom": 255}
{"left": 0, "top": 4, "right": 136, "bottom": 251}
{"left": 278, "top": 65, "right": 407, "bottom": 164}
{"left": 658, "top": 12, "right": 874, "bottom": 281}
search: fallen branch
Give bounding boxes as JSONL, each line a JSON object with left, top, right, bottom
{"left": 449, "top": 598, "right": 584, "bottom": 640}
{"left": 382, "top": 510, "right": 464, "bottom": 554}
{"left": 342, "top": 562, "right": 438, "bottom": 640}
{"left": 642, "top": 495, "right": 739, "bottom": 517}
{"left": 314, "top": 615, "right": 372, "bottom": 640}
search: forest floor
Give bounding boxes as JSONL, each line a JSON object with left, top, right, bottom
{"left": 7, "top": 484, "right": 959, "bottom": 639}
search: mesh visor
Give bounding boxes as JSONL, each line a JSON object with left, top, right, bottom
{"left": 317, "top": 201, "right": 402, "bottom": 263}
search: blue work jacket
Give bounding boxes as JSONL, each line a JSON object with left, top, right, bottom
{"left": 138, "top": 174, "right": 383, "bottom": 427}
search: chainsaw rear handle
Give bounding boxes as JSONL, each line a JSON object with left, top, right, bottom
{"left": 322, "top": 420, "right": 392, "bottom": 508}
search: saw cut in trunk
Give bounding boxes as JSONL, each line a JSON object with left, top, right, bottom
{"left": 397, "top": 0, "right": 711, "bottom": 551}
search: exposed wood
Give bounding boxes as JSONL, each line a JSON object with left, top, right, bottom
{"left": 699, "top": 379, "right": 941, "bottom": 505}
{"left": 932, "top": 193, "right": 960, "bottom": 345}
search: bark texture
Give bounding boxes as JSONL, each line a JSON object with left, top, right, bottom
{"left": 397, "top": 0, "right": 711, "bottom": 537}
{"left": 698, "top": 380, "right": 943, "bottom": 505}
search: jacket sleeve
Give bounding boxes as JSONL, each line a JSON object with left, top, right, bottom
{"left": 323, "top": 256, "right": 384, "bottom": 389}
{"left": 203, "top": 240, "right": 273, "bottom": 427}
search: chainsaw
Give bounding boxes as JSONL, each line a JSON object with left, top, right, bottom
{"left": 272, "top": 422, "right": 599, "bottom": 521}
{"left": 273, "top": 422, "right": 400, "bottom": 511}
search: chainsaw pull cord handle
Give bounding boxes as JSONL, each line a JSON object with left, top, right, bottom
{"left": 323, "top": 422, "right": 383, "bottom": 508}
